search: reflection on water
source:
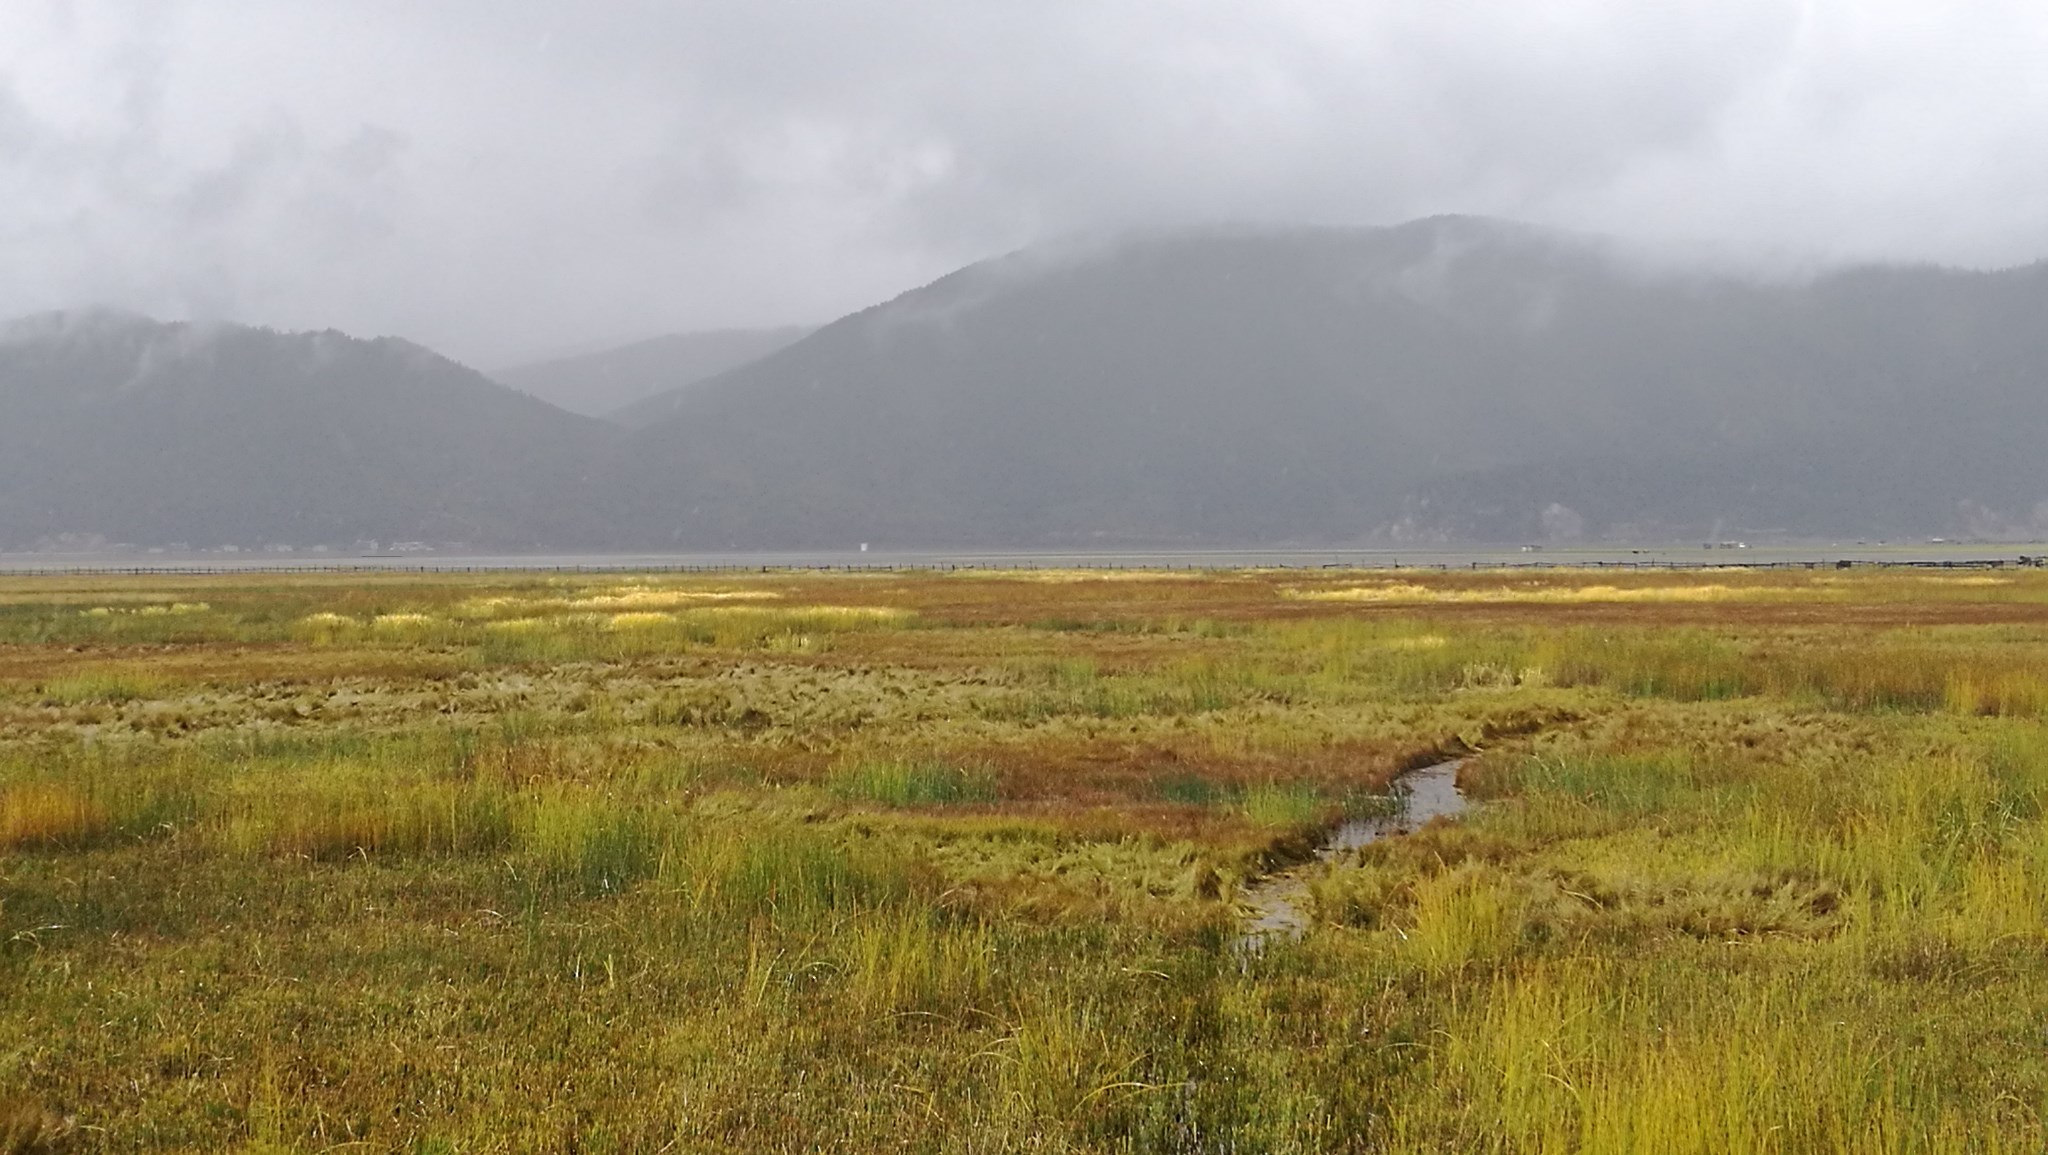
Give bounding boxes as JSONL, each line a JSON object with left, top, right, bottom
{"left": 1238, "top": 759, "right": 1468, "bottom": 948}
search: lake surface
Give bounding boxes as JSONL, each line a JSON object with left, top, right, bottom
{"left": 3, "top": 542, "right": 2045, "bottom": 573}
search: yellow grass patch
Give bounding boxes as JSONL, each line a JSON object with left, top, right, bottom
{"left": 572, "top": 588, "right": 781, "bottom": 610}
{"left": 453, "top": 587, "right": 782, "bottom": 618}
{"left": 1288, "top": 582, "right": 1775, "bottom": 604}
{"left": 607, "top": 612, "right": 677, "bottom": 630}
{"left": 0, "top": 783, "right": 107, "bottom": 848}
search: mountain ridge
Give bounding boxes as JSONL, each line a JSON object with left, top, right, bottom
{"left": 0, "top": 311, "right": 622, "bottom": 549}
{"left": 615, "top": 216, "right": 2048, "bottom": 547}
{"left": 7, "top": 217, "right": 2048, "bottom": 550}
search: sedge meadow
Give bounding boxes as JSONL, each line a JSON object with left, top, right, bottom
{"left": 4, "top": 566, "right": 2048, "bottom": 1151}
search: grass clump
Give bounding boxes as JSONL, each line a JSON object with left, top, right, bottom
{"left": 34, "top": 669, "right": 170, "bottom": 706}
{"left": 691, "top": 826, "right": 915, "bottom": 921}
{"left": 522, "top": 791, "right": 666, "bottom": 896}
{"left": 828, "top": 759, "right": 999, "bottom": 806}
{"left": 0, "top": 762, "right": 197, "bottom": 850}
{"left": 1157, "top": 774, "right": 1229, "bottom": 806}
{"left": 0, "top": 782, "right": 108, "bottom": 850}
{"left": 0, "top": 1096, "right": 76, "bottom": 1153}
{"left": 1240, "top": 781, "right": 1325, "bottom": 827}
{"left": 222, "top": 781, "right": 515, "bottom": 861}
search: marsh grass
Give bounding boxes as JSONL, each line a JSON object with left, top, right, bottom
{"left": 223, "top": 780, "right": 517, "bottom": 861}
{"left": 0, "top": 781, "right": 106, "bottom": 849}
{"left": 839, "top": 906, "right": 995, "bottom": 1017}
{"left": 1239, "top": 781, "right": 1326, "bottom": 827}
{"left": 4, "top": 567, "right": 2048, "bottom": 1148}
{"left": 33, "top": 668, "right": 172, "bottom": 706}
{"left": 0, "top": 760, "right": 197, "bottom": 850}
{"left": 691, "top": 825, "right": 916, "bottom": 921}
{"left": 1400, "top": 864, "right": 1522, "bottom": 974}
{"left": 291, "top": 598, "right": 916, "bottom": 663}
{"left": 1255, "top": 613, "right": 2048, "bottom": 720}
{"left": 1157, "top": 773, "right": 1229, "bottom": 806}
{"left": 523, "top": 790, "right": 666, "bottom": 895}
{"left": 1159, "top": 772, "right": 1396, "bottom": 831}
{"left": 990, "top": 653, "right": 1290, "bottom": 720}
{"left": 0, "top": 1096, "right": 75, "bottom": 1153}
{"left": 828, "top": 759, "right": 999, "bottom": 807}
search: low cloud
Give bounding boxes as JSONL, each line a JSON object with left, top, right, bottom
{"left": 4, "top": 1, "right": 2047, "bottom": 364}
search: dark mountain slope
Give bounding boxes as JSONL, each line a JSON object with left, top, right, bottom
{"left": 10, "top": 219, "right": 2047, "bottom": 552}
{"left": 623, "top": 218, "right": 2048, "bottom": 547}
{"left": 0, "top": 312, "right": 622, "bottom": 549}
{"left": 495, "top": 327, "right": 811, "bottom": 422}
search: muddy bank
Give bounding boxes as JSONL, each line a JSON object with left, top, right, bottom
{"left": 1238, "top": 759, "right": 1469, "bottom": 946}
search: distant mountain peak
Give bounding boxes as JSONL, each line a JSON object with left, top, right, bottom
{"left": 0, "top": 312, "right": 620, "bottom": 550}
{"left": 614, "top": 217, "right": 2048, "bottom": 547}
{"left": 496, "top": 325, "right": 813, "bottom": 423}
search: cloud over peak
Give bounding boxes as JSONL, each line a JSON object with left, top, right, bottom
{"left": 4, "top": 1, "right": 2047, "bottom": 363}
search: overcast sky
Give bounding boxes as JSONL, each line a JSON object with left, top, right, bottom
{"left": 5, "top": 1, "right": 2047, "bottom": 365}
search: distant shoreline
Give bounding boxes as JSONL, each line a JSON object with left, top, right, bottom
{"left": 3, "top": 543, "right": 2045, "bottom": 575}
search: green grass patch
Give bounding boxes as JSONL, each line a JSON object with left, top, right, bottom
{"left": 828, "top": 759, "right": 999, "bottom": 807}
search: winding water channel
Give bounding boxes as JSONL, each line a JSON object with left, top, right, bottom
{"left": 1237, "top": 759, "right": 1470, "bottom": 947}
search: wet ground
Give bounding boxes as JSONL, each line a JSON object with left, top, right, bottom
{"left": 1238, "top": 759, "right": 1468, "bottom": 946}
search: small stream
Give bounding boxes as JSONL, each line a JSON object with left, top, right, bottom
{"left": 1237, "top": 759, "right": 1469, "bottom": 948}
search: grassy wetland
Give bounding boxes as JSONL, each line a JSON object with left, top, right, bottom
{"left": 5, "top": 567, "right": 2048, "bottom": 1151}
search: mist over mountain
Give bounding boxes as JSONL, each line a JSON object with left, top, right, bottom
{"left": 494, "top": 327, "right": 811, "bottom": 422}
{"left": 621, "top": 216, "right": 2048, "bottom": 547}
{"left": 6, "top": 218, "right": 2048, "bottom": 552}
{"left": 0, "top": 312, "right": 619, "bottom": 550}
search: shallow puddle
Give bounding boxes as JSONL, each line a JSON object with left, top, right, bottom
{"left": 1237, "top": 759, "right": 1468, "bottom": 948}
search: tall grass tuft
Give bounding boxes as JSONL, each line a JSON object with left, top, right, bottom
{"left": 840, "top": 907, "right": 995, "bottom": 1017}
{"left": 225, "top": 782, "right": 515, "bottom": 861}
{"left": 36, "top": 669, "right": 169, "bottom": 706}
{"left": 828, "top": 759, "right": 999, "bottom": 807}
{"left": 1401, "top": 866, "right": 1522, "bottom": 975}
{"left": 1946, "top": 671, "right": 2048, "bottom": 719}
{"left": 688, "top": 827, "right": 913, "bottom": 922}
{"left": 0, "top": 782, "right": 108, "bottom": 849}
{"left": 0, "top": 769, "right": 197, "bottom": 850}
{"left": 0, "top": 1096, "right": 76, "bottom": 1153}
{"left": 1157, "top": 774, "right": 1229, "bottom": 806}
{"left": 1240, "top": 782, "right": 1324, "bottom": 827}
{"left": 523, "top": 792, "right": 665, "bottom": 896}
